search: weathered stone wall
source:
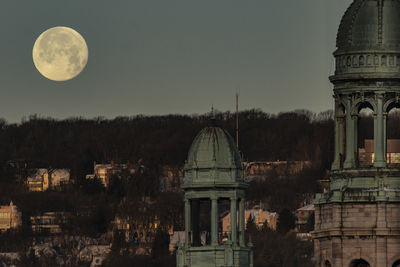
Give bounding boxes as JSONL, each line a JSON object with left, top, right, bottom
{"left": 313, "top": 203, "right": 400, "bottom": 267}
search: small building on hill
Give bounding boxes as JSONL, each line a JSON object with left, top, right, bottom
{"left": 0, "top": 201, "right": 22, "bottom": 231}
{"left": 26, "top": 168, "right": 70, "bottom": 191}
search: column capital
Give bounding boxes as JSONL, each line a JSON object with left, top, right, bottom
{"left": 210, "top": 196, "right": 219, "bottom": 201}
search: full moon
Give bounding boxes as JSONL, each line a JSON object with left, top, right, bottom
{"left": 32, "top": 26, "right": 88, "bottom": 81}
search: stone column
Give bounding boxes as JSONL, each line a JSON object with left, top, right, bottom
{"left": 339, "top": 116, "right": 345, "bottom": 166}
{"left": 374, "top": 94, "right": 386, "bottom": 167}
{"left": 352, "top": 114, "right": 358, "bottom": 166}
{"left": 239, "top": 198, "right": 245, "bottom": 246}
{"left": 332, "top": 101, "right": 342, "bottom": 170}
{"left": 230, "top": 197, "right": 237, "bottom": 245}
{"left": 184, "top": 199, "right": 191, "bottom": 247}
{"left": 332, "top": 115, "right": 342, "bottom": 170}
{"left": 344, "top": 96, "right": 356, "bottom": 168}
{"left": 384, "top": 113, "right": 387, "bottom": 162}
{"left": 211, "top": 197, "right": 218, "bottom": 246}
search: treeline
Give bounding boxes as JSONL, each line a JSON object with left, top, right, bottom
{"left": 0, "top": 109, "right": 334, "bottom": 180}
{"left": 0, "top": 109, "right": 336, "bottom": 213}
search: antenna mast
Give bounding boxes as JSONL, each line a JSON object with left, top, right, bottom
{"left": 236, "top": 92, "right": 239, "bottom": 148}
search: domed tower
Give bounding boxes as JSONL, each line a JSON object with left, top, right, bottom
{"left": 176, "top": 127, "right": 253, "bottom": 267}
{"left": 314, "top": 1, "right": 400, "bottom": 266}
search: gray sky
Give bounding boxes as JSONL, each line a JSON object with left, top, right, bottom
{"left": 0, "top": 0, "right": 352, "bottom": 123}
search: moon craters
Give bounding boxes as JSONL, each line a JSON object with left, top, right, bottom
{"left": 33, "top": 26, "right": 88, "bottom": 82}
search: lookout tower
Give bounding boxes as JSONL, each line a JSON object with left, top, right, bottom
{"left": 176, "top": 126, "right": 253, "bottom": 267}
{"left": 313, "top": 1, "right": 400, "bottom": 266}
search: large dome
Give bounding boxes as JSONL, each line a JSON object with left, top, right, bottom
{"left": 332, "top": 0, "right": 400, "bottom": 81}
{"left": 182, "top": 127, "right": 245, "bottom": 188}
{"left": 337, "top": 0, "right": 400, "bottom": 52}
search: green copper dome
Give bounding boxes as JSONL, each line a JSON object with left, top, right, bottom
{"left": 332, "top": 0, "right": 400, "bottom": 81}
{"left": 337, "top": 0, "right": 400, "bottom": 52}
{"left": 182, "top": 127, "right": 245, "bottom": 188}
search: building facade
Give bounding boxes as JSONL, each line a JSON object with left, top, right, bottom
{"left": 313, "top": 1, "right": 400, "bottom": 266}
{"left": 0, "top": 202, "right": 22, "bottom": 231}
{"left": 359, "top": 139, "right": 400, "bottom": 166}
{"left": 86, "top": 162, "right": 135, "bottom": 187}
{"left": 176, "top": 126, "right": 253, "bottom": 267}
{"left": 221, "top": 208, "right": 278, "bottom": 234}
{"left": 26, "top": 168, "right": 70, "bottom": 191}
{"left": 30, "top": 212, "right": 70, "bottom": 234}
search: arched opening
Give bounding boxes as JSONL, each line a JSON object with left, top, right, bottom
{"left": 392, "top": 259, "right": 400, "bottom": 267}
{"left": 375, "top": 55, "right": 380, "bottom": 65}
{"left": 357, "top": 104, "right": 374, "bottom": 167}
{"left": 218, "top": 198, "right": 230, "bottom": 244}
{"left": 353, "top": 56, "right": 358, "bottom": 66}
{"left": 350, "top": 259, "right": 370, "bottom": 267}
{"left": 386, "top": 103, "right": 400, "bottom": 167}
{"left": 367, "top": 55, "right": 372, "bottom": 65}
{"left": 382, "top": 55, "right": 387, "bottom": 66}
{"left": 190, "top": 199, "right": 211, "bottom": 246}
{"left": 359, "top": 55, "right": 365, "bottom": 66}
{"left": 390, "top": 55, "right": 395, "bottom": 66}
{"left": 325, "top": 260, "right": 332, "bottom": 267}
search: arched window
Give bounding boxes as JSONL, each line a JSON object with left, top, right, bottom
{"left": 359, "top": 55, "right": 365, "bottom": 66}
{"left": 382, "top": 55, "right": 387, "bottom": 66}
{"left": 350, "top": 259, "right": 370, "bottom": 267}
{"left": 386, "top": 103, "right": 400, "bottom": 167}
{"left": 374, "top": 55, "right": 380, "bottom": 65}
{"left": 190, "top": 198, "right": 211, "bottom": 246}
{"left": 325, "top": 260, "right": 332, "bottom": 267}
{"left": 357, "top": 103, "right": 374, "bottom": 167}
{"left": 366, "top": 55, "right": 372, "bottom": 65}
{"left": 389, "top": 56, "right": 395, "bottom": 66}
{"left": 218, "top": 198, "right": 230, "bottom": 244}
{"left": 353, "top": 56, "right": 358, "bottom": 66}
{"left": 392, "top": 259, "right": 400, "bottom": 267}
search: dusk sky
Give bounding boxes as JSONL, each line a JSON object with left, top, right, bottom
{"left": 0, "top": 0, "right": 352, "bottom": 123}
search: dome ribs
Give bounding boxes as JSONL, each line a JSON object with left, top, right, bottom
{"left": 378, "top": 0, "right": 383, "bottom": 45}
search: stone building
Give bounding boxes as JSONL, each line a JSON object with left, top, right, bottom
{"left": 313, "top": 1, "right": 400, "bottom": 266}
{"left": 176, "top": 126, "right": 253, "bottom": 267}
